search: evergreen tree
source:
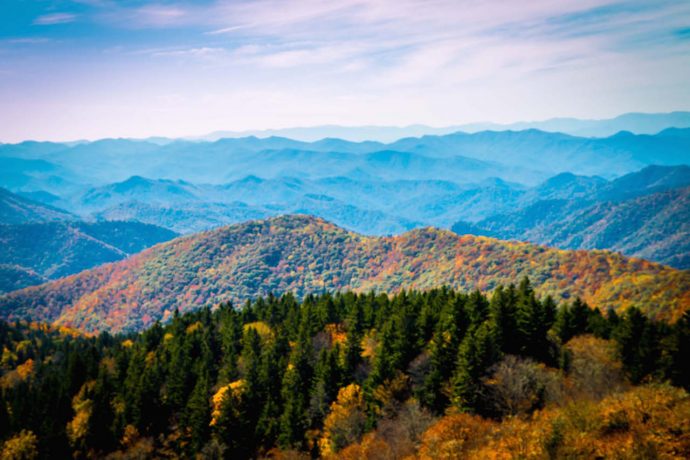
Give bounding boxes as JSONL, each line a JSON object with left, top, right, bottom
{"left": 489, "top": 285, "right": 517, "bottom": 355}
{"left": 309, "top": 345, "right": 343, "bottom": 425}
{"left": 450, "top": 321, "right": 500, "bottom": 412}
{"left": 255, "top": 328, "right": 289, "bottom": 447}
{"left": 614, "top": 307, "right": 660, "bottom": 383}
{"left": 659, "top": 311, "right": 690, "bottom": 390}
{"left": 342, "top": 303, "right": 364, "bottom": 382}
{"left": 366, "top": 322, "right": 399, "bottom": 388}
{"left": 278, "top": 325, "right": 313, "bottom": 448}
{"left": 466, "top": 290, "right": 489, "bottom": 325}
{"left": 186, "top": 371, "right": 210, "bottom": 452}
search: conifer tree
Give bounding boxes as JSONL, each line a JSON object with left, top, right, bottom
{"left": 278, "top": 325, "right": 313, "bottom": 448}
{"left": 255, "top": 328, "right": 289, "bottom": 447}
{"left": 489, "top": 285, "right": 517, "bottom": 355}
{"left": 186, "top": 371, "right": 210, "bottom": 452}
{"left": 366, "top": 322, "right": 399, "bottom": 389}
{"left": 309, "top": 345, "right": 343, "bottom": 425}
{"left": 614, "top": 307, "right": 660, "bottom": 383}
{"left": 450, "top": 322, "right": 500, "bottom": 412}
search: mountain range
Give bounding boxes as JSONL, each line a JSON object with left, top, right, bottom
{"left": 6, "top": 164, "right": 685, "bottom": 269}
{"left": 2, "top": 127, "right": 689, "bottom": 192}
{"left": 452, "top": 166, "right": 690, "bottom": 269}
{"left": 0, "top": 186, "right": 74, "bottom": 224}
{"left": 1, "top": 215, "right": 687, "bottom": 333}
{"left": 189, "top": 111, "right": 690, "bottom": 142}
{"left": 0, "top": 115, "right": 688, "bottom": 307}
{"left": 1, "top": 127, "right": 688, "bottom": 269}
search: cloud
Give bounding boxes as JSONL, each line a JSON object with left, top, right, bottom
{"left": 5, "top": 38, "right": 52, "bottom": 45}
{"left": 3, "top": 0, "right": 690, "bottom": 141}
{"left": 33, "top": 13, "right": 77, "bottom": 25}
{"left": 228, "top": 42, "right": 370, "bottom": 68}
{"left": 132, "top": 5, "right": 189, "bottom": 27}
{"left": 151, "top": 47, "right": 226, "bottom": 58}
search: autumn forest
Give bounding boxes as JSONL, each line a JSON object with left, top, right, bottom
{"left": 2, "top": 280, "right": 689, "bottom": 458}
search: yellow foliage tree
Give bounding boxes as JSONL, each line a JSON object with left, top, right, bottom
{"left": 210, "top": 379, "right": 244, "bottom": 426}
{"left": 1, "top": 430, "right": 39, "bottom": 460}
{"left": 67, "top": 381, "right": 96, "bottom": 451}
{"left": 418, "top": 412, "right": 496, "bottom": 459}
{"left": 319, "top": 383, "right": 367, "bottom": 456}
{"left": 565, "top": 335, "right": 625, "bottom": 400}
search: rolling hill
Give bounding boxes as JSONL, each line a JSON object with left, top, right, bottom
{"left": 1, "top": 215, "right": 687, "bottom": 333}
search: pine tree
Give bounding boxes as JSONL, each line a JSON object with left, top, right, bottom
{"left": 218, "top": 305, "right": 243, "bottom": 383}
{"left": 659, "top": 311, "right": 690, "bottom": 390}
{"left": 366, "top": 322, "right": 399, "bottom": 388}
{"left": 309, "top": 345, "right": 343, "bottom": 425}
{"left": 614, "top": 307, "right": 659, "bottom": 383}
{"left": 277, "top": 325, "right": 313, "bottom": 449}
{"left": 466, "top": 290, "right": 489, "bottom": 325}
{"left": 450, "top": 322, "right": 499, "bottom": 412}
{"left": 343, "top": 305, "right": 364, "bottom": 382}
{"left": 186, "top": 371, "right": 210, "bottom": 452}
{"left": 489, "top": 285, "right": 517, "bottom": 355}
{"left": 255, "top": 328, "right": 289, "bottom": 447}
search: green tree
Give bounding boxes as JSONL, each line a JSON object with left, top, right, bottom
{"left": 450, "top": 322, "right": 500, "bottom": 412}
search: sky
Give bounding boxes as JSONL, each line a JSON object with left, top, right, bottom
{"left": 1, "top": 0, "right": 689, "bottom": 142}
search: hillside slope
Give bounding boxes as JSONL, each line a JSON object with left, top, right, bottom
{"left": 0, "top": 221, "right": 178, "bottom": 292}
{"left": 455, "top": 186, "right": 690, "bottom": 269}
{"left": 1, "top": 215, "right": 687, "bottom": 332}
{"left": 0, "top": 187, "right": 74, "bottom": 223}
{"left": 0, "top": 265, "right": 46, "bottom": 293}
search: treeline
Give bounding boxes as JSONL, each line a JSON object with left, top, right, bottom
{"left": 1, "top": 278, "right": 689, "bottom": 458}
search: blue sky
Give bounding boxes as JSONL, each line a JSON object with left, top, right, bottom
{"left": 1, "top": 0, "right": 689, "bottom": 141}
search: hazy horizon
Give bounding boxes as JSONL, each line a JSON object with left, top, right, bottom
{"left": 2, "top": 0, "right": 690, "bottom": 142}
{"left": 2, "top": 110, "right": 690, "bottom": 144}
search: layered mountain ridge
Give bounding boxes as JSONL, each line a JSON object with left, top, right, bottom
{"left": 452, "top": 167, "right": 690, "bottom": 268}
{"left": 1, "top": 215, "right": 687, "bottom": 333}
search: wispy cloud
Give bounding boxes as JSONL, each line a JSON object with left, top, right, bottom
{"left": 130, "top": 5, "right": 189, "bottom": 27}
{"left": 150, "top": 47, "right": 224, "bottom": 57}
{"left": 5, "top": 38, "right": 52, "bottom": 45}
{"left": 2, "top": 0, "right": 690, "bottom": 141}
{"left": 33, "top": 13, "right": 77, "bottom": 26}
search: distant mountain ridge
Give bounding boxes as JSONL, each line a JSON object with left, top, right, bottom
{"left": 189, "top": 112, "right": 690, "bottom": 142}
{"left": 452, "top": 167, "right": 690, "bottom": 268}
{"left": 0, "top": 220, "right": 178, "bottom": 293}
{"left": 2, "top": 123, "right": 689, "bottom": 272}
{"left": 2, "top": 127, "right": 689, "bottom": 190}
{"left": 453, "top": 112, "right": 690, "bottom": 138}
{"left": 1, "top": 215, "right": 687, "bottom": 333}
{"left": 0, "top": 186, "right": 74, "bottom": 223}
{"left": 0, "top": 188, "right": 178, "bottom": 293}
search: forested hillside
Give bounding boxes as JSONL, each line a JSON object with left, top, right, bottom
{"left": 1, "top": 216, "right": 688, "bottom": 333}
{"left": 0, "top": 187, "right": 74, "bottom": 224}
{"left": 454, "top": 186, "right": 690, "bottom": 269}
{"left": 0, "top": 222, "right": 178, "bottom": 293}
{"left": 1, "top": 283, "right": 688, "bottom": 458}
